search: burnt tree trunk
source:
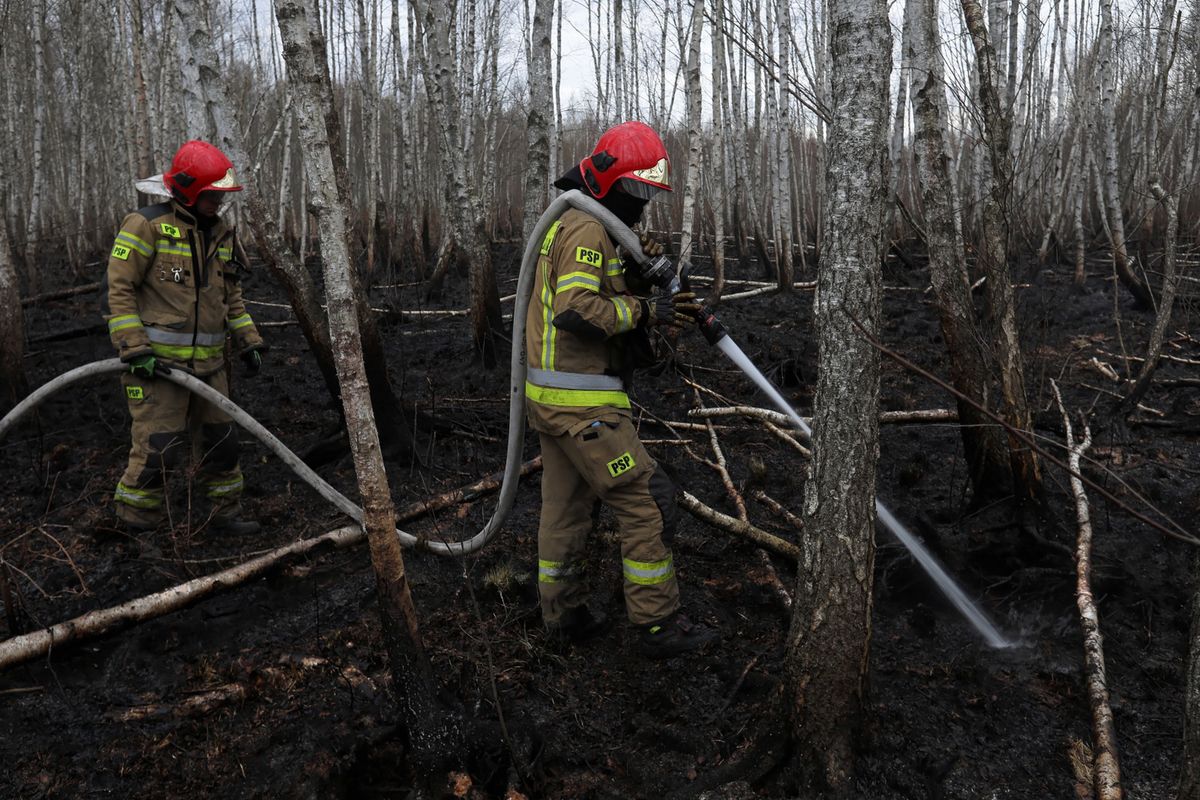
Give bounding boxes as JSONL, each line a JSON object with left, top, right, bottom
{"left": 0, "top": 206, "right": 25, "bottom": 408}
{"left": 909, "top": 0, "right": 1011, "bottom": 498}
{"left": 783, "top": 0, "right": 889, "bottom": 787}
{"left": 273, "top": 0, "right": 456, "bottom": 771}
{"left": 960, "top": 0, "right": 1043, "bottom": 504}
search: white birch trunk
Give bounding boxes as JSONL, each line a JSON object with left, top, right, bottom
{"left": 179, "top": 0, "right": 343, "bottom": 402}
{"left": 960, "top": 0, "right": 1042, "bottom": 501}
{"left": 24, "top": 0, "right": 48, "bottom": 276}
{"left": 910, "top": 0, "right": 1011, "bottom": 494}
{"left": 772, "top": 0, "right": 794, "bottom": 289}
{"left": 174, "top": 0, "right": 213, "bottom": 139}
{"left": 412, "top": 0, "right": 502, "bottom": 362}
{"left": 783, "top": 0, "right": 889, "bottom": 785}
{"left": 523, "top": 0, "right": 554, "bottom": 242}
{"left": 1098, "top": 0, "right": 1152, "bottom": 307}
{"left": 272, "top": 0, "right": 455, "bottom": 763}
{"left": 677, "top": 0, "right": 704, "bottom": 267}
{"left": 708, "top": 0, "right": 729, "bottom": 302}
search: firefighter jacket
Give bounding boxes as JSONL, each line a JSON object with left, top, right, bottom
{"left": 524, "top": 207, "right": 651, "bottom": 436}
{"left": 105, "top": 201, "right": 263, "bottom": 377}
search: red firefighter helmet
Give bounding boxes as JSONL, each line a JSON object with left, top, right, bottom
{"left": 579, "top": 121, "right": 671, "bottom": 200}
{"left": 163, "top": 140, "right": 242, "bottom": 206}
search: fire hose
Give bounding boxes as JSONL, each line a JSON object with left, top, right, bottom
{"left": 0, "top": 189, "right": 1009, "bottom": 646}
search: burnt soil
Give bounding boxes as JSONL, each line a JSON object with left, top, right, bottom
{"left": 1, "top": 245, "right": 1197, "bottom": 799}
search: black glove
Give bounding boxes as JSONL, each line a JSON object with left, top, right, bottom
{"left": 638, "top": 232, "right": 664, "bottom": 259}
{"left": 644, "top": 291, "right": 701, "bottom": 328}
{"left": 241, "top": 348, "right": 263, "bottom": 377}
{"left": 128, "top": 354, "right": 170, "bottom": 378}
{"left": 623, "top": 233, "right": 666, "bottom": 294}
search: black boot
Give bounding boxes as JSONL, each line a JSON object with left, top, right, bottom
{"left": 638, "top": 611, "right": 719, "bottom": 659}
{"left": 211, "top": 514, "right": 262, "bottom": 536}
{"left": 114, "top": 505, "right": 163, "bottom": 533}
{"left": 546, "top": 605, "right": 609, "bottom": 645}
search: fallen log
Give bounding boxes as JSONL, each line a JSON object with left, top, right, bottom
{"left": 688, "top": 405, "right": 957, "bottom": 428}
{"left": 20, "top": 281, "right": 103, "bottom": 307}
{"left": 0, "top": 458, "right": 541, "bottom": 671}
{"left": 679, "top": 491, "right": 800, "bottom": 562}
{"left": 1054, "top": 381, "right": 1122, "bottom": 800}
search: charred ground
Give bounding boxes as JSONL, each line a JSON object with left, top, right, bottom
{"left": 0, "top": 247, "right": 1196, "bottom": 798}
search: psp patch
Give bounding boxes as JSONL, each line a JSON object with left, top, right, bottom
{"left": 606, "top": 451, "right": 636, "bottom": 478}
{"left": 160, "top": 223, "right": 182, "bottom": 238}
{"left": 111, "top": 243, "right": 131, "bottom": 261}
{"left": 575, "top": 247, "right": 603, "bottom": 267}
{"left": 126, "top": 386, "right": 144, "bottom": 400}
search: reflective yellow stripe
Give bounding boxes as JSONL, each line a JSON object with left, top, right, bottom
{"left": 149, "top": 343, "right": 226, "bottom": 360}
{"left": 623, "top": 555, "right": 675, "bottom": 586}
{"left": 203, "top": 474, "right": 244, "bottom": 497}
{"left": 115, "top": 482, "right": 161, "bottom": 509}
{"left": 605, "top": 258, "right": 624, "bottom": 277}
{"left": 156, "top": 240, "right": 192, "bottom": 257}
{"left": 540, "top": 220, "right": 563, "bottom": 256}
{"left": 610, "top": 296, "right": 633, "bottom": 332}
{"left": 227, "top": 314, "right": 254, "bottom": 331}
{"left": 116, "top": 230, "right": 154, "bottom": 257}
{"left": 540, "top": 262, "right": 555, "bottom": 370}
{"left": 217, "top": 247, "right": 233, "bottom": 261}
{"left": 108, "top": 314, "right": 143, "bottom": 333}
{"left": 525, "top": 381, "right": 630, "bottom": 409}
{"left": 538, "top": 558, "right": 583, "bottom": 584}
{"left": 556, "top": 271, "right": 601, "bottom": 293}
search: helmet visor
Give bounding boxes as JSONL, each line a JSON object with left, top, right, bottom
{"left": 631, "top": 157, "right": 669, "bottom": 188}
{"left": 208, "top": 167, "right": 243, "bottom": 191}
{"left": 617, "top": 157, "right": 670, "bottom": 199}
{"left": 616, "top": 176, "right": 664, "bottom": 200}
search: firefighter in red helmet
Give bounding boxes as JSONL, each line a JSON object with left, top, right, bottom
{"left": 526, "top": 121, "right": 718, "bottom": 658}
{"left": 104, "top": 140, "right": 265, "bottom": 534}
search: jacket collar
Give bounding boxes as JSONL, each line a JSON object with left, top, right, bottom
{"left": 169, "top": 200, "right": 227, "bottom": 237}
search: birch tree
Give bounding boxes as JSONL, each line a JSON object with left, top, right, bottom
{"left": 522, "top": 0, "right": 554, "bottom": 241}
{"left": 273, "top": 0, "right": 458, "bottom": 771}
{"left": 707, "top": 0, "right": 729, "bottom": 303}
{"left": 0, "top": 202, "right": 24, "bottom": 408}
{"left": 770, "top": 0, "right": 793, "bottom": 289}
{"left": 960, "top": 0, "right": 1042, "bottom": 503}
{"left": 677, "top": 0, "right": 704, "bottom": 266}
{"left": 24, "top": 0, "right": 47, "bottom": 280}
{"left": 783, "top": 0, "right": 890, "bottom": 785}
{"left": 411, "top": 0, "right": 503, "bottom": 364}
{"left": 910, "top": 0, "right": 1012, "bottom": 496}
{"left": 1099, "top": 0, "right": 1154, "bottom": 307}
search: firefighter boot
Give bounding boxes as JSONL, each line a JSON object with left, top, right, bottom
{"left": 546, "top": 605, "right": 610, "bottom": 645}
{"left": 114, "top": 503, "right": 164, "bottom": 533}
{"left": 207, "top": 500, "right": 261, "bottom": 536}
{"left": 211, "top": 513, "right": 261, "bottom": 536}
{"left": 638, "top": 610, "right": 719, "bottom": 660}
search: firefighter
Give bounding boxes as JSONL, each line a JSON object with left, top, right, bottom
{"left": 105, "top": 140, "right": 265, "bottom": 534}
{"left": 526, "top": 121, "right": 718, "bottom": 659}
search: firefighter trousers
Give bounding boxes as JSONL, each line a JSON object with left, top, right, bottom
{"left": 113, "top": 368, "right": 244, "bottom": 526}
{"left": 537, "top": 416, "right": 680, "bottom": 626}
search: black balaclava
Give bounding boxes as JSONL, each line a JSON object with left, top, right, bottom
{"left": 554, "top": 164, "right": 649, "bottom": 227}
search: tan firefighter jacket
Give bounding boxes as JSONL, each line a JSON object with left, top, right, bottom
{"left": 524, "top": 207, "right": 650, "bottom": 435}
{"left": 105, "top": 201, "right": 263, "bottom": 377}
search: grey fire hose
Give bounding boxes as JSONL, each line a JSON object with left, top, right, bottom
{"left": 0, "top": 190, "right": 653, "bottom": 556}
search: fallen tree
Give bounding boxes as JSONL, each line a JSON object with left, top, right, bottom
{"left": 1054, "top": 381, "right": 1122, "bottom": 800}
{"left": 0, "top": 459, "right": 541, "bottom": 671}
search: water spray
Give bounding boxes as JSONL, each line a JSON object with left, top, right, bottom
{"left": 668, "top": 251, "right": 1012, "bottom": 649}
